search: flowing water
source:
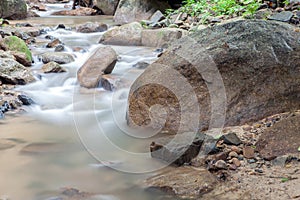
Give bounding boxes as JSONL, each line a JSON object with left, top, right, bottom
{"left": 0, "top": 4, "right": 171, "bottom": 200}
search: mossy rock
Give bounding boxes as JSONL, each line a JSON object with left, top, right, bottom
{"left": 2, "top": 36, "right": 32, "bottom": 64}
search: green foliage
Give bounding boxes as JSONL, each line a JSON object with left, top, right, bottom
{"left": 165, "top": 0, "right": 261, "bottom": 20}
{"left": 3, "top": 36, "right": 32, "bottom": 63}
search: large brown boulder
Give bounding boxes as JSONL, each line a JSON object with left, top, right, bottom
{"left": 77, "top": 46, "right": 118, "bottom": 88}
{"left": 256, "top": 113, "right": 300, "bottom": 161}
{"left": 127, "top": 19, "right": 300, "bottom": 134}
{"left": 113, "top": 0, "right": 169, "bottom": 24}
{"left": 0, "top": 0, "right": 27, "bottom": 20}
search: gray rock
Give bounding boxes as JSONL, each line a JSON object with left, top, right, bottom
{"left": 40, "top": 52, "right": 75, "bottom": 64}
{"left": 77, "top": 46, "right": 117, "bottom": 88}
{"left": 0, "top": 0, "right": 27, "bottom": 20}
{"left": 95, "top": 0, "right": 119, "bottom": 15}
{"left": 113, "top": 0, "right": 169, "bottom": 24}
{"left": 18, "top": 94, "right": 34, "bottom": 105}
{"left": 214, "top": 160, "right": 227, "bottom": 169}
{"left": 133, "top": 61, "right": 149, "bottom": 69}
{"left": 99, "top": 22, "right": 143, "bottom": 46}
{"left": 41, "top": 61, "right": 67, "bottom": 73}
{"left": 268, "top": 11, "right": 294, "bottom": 22}
{"left": 149, "top": 10, "right": 165, "bottom": 24}
{"left": 0, "top": 58, "right": 35, "bottom": 85}
{"left": 76, "top": 22, "right": 108, "bottom": 33}
{"left": 220, "top": 132, "right": 242, "bottom": 145}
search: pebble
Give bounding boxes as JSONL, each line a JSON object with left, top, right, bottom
{"left": 220, "top": 132, "right": 242, "bottom": 145}
{"left": 228, "top": 151, "right": 239, "bottom": 158}
{"left": 231, "top": 146, "right": 242, "bottom": 154}
{"left": 243, "top": 146, "right": 255, "bottom": 159}
{"left": 215, "top": 160, "right": 227, "bottom": 169}
{"left": 232, "top": 158, "right": 241, "bottom": 167}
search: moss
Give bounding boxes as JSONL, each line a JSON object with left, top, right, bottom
{"left": 3, "top": 36, "right": 32, "bottom": 63}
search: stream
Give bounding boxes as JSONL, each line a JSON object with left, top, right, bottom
{"left": 0, "top": 3, "right": 171, "bottom": 200}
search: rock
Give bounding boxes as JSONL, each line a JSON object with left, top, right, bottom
{"left": 0, "top": 58, "right": 35, "bottom": 85}
{"left": 271, "top": 155, "right": 290, "bottom": 167}
{"left": 127, "top": 19, "right": 300, "bottom": 133}
{"left": 46, "top": 38, "right": 62, "bottom": 48}
{"left": 231, "top": 157, "right": 241, "bottom": 167}
{"left": 243, "top": 146, "right": 255, "bottom": 159}
{"left": 54, "top": 45, "right": 65, "bottom": 52}
{"left": 76, "top": 22, "right": 108, "bottom": 33}
{"left": 41, "top": 61, "right": 67, "bottom": 73}
{"left": 114, "top": 0, "right": 170, "bottom": 24}
{"left": 228, "top": 151, "right": 239, "bottom": 158}
{"left": 214, "top": 160, "right": 227, "bottom": 169}
{"left": 99, "top": 75, "right": 119, "bottom": 91}
{"left": 149, "top": 10, "right": 165, "bottom": 24}
{"left": 39, "top": 52, "right": 75, "bottom": 64}
{"left": 133, "top": 61, "right": 149, "bottom": 69}
{"left": 150, "top": 132, "right": 207, "bottom": 166}
{"left": 77, "top": 46, "right": 117, "bottom": 88}
{"left": 220, "top": 132, "right": 242, "bottom": 145}
{"left": 141, "top": 28, "right": 187, "bottom": 48}
{"left": 0, "top": 111, "right": 4, "bottom": 119}
{"left": 0, "top": 50, "right": 15, "bottom": 60}
{"left": 10, "top": 51, "right": 32, "bottom": 67}
{"left": 95, "top": 0, "right": 119, "bottom": 15}
{"left": 231, "top": 146, "right": 242, "bottom": 154}
{"left": 0, "top": 0, "right": 27, "bottom": 20}
{"left": 51, "top": 7, "right": 99, "bottom": 16}
{"left": 201, "top": 138, "right": 219, "bottom": 155}
{"left": 268, "top": 11, "right": 294, "bottom": 22}
{"left": 99, "top": 22, "right": 143, "bottom": 46}
{"left": 17, "top": 94, "right": 34, "bottom": 105}
{"left": 256, "top": 115, "right": 300, "bottom": 161}
{"left": 144, "top": 166, "right": 217, "bottom": 199}
{"left": 1, "top": 36, "right": 33, "bottom": 64}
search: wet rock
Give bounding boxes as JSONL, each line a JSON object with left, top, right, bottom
{"left": 243, "top": 146, "right": 255, "bottom": 159}
{"left": 133, "top": 61, "right": 149, "bottom": 69}
{"left": 51, "top": 7, "right": 99, "bottom": 16}
{"left": 77, "top": 46, "right": 117, "bottom": 88}
{"left": 95, "top": 0, "right": 119, "bottom": 15}
{"left": 99, "top": 22, "right": 143, "bottom": 46}
{"left": 268, "top": 11, "right": 294, "bottom": 22}
{"left": 0, "top": 58, "right": 35, "bottom": 85}
{"left": 41, "top": 61, "right": 67, "bottom": 73}
{"left": 256, "top": 115, "right": 300, "bottom": 161}
{"left": 0, "top": 111, "right": 4, "bottom": 119}
{"left": 18, "top": 94, "right": 34, "bottom": 105}
{"left": 141, "top": 28, "right": 187, "bottom": 48}
{"left": 144, "top": 166, "right": 217, "bottom": 199}
{"left": 114, "top": 0, "right": 169, "bottom": 24}
{"left": 0, "top": 0, "right": 27, "bottom": 20}
{"left": 9, "top": 51, "right": 32, "bottom": 67}
{"left": 39, "top": 52, "right": 75, "bottom": 64}
{"left": 76, "top": 22, "right": 108, "bottom": 33}
{"left": 127, "top": 19, "right": 300, "bottom": 133}
{"left": 99, "top": 75, "right": 119, "bottom": 91}
{"left": 54, "top": 45, "right": 65, "bottom": 52}
{"left": 46, "top": 38, "right": 62, "bottom": 48}
{"left": 0, "top": 50, "right": 15, "bottom": 60}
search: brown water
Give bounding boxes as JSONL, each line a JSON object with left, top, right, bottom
{"left": 0, "top": 4, "right": 171, "bottom": 200}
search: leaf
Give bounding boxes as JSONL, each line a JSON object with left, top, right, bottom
{"left": 298, "top": 146, "right": 300, "bottom": 152}
{"left": 281, "top": 177, "right": 289, "bottom": 183}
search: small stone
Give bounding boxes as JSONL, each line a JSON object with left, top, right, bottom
{"left": 54, "top": 45, "right": 65, "bottom": 52}
{"left": 243, "top": 146, "right": 255, "bottom": 159}
{"left": 268, "top": 11, "right": 294, "bottom": 22}
{"left": 220, "top": 132, "right": 242, "bottom": 145}
{"left": 149, "top": 10, "right": 165, "bottom": 24}
{"left": 41, "top": 61, "right": 67, "bottom": 73}
{"left": 232, "top": 158, "right": 241, "bottom": 167}
{"left": 243, "top": 125, "right": 252, "bottom": 131}
{"left": 215, "top": 152, "right": 228, "bottom": 161}
{"left": 229, "top": 164, "right": 237, "bottom": 170}
{"left": 133, "top": 61, "right": 149, "bottom": 69}
{"left": 214, "top": 160, "right": 227, "bottom": 169}
{"left": 248, "top": 159, "right": 256, "bottom": 164}
{"left": 0, "top": 111, "right": 4, "bottom": 119}
{"left": 272, "top": 155, "right": 289, "bottom": 167}
{"left": 255, "top": 168, "right": 264, "bottom": 173}
{"left": 46, "top": 38, "right": 62, "bottom": 48}
{"left": 231, "top": 146, "right": 242, "bottom": 154}
{"left": 228, "top": 151, "right": 239, "bottom": 158}
{"left": 18, "top": 94, "right": 34, "bottom": 105}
